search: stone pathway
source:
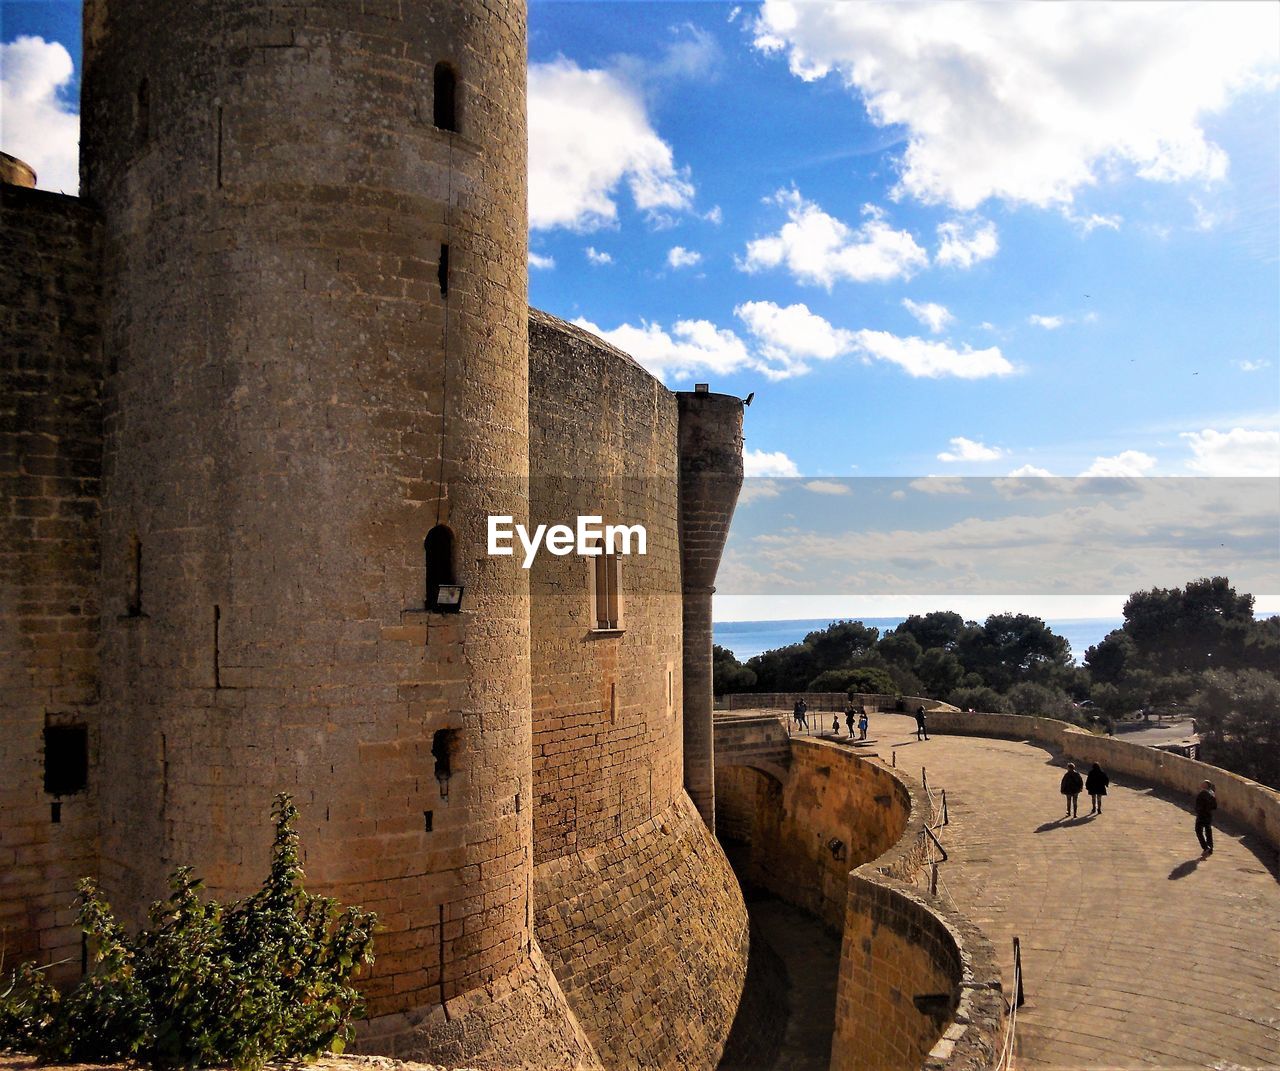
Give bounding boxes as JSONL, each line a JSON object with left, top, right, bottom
{"left": 871, "top": 713, "right": 1280, "bottom": 1071}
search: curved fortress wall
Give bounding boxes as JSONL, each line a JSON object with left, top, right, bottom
{"left": 0, "top": 183, "right": 101, "bottom": 981}
{"left": 528, "top": 313, "right": 749, "bottom": 1070}
{"left": 80, "top": 1, "right": 590, "bottom": 1062}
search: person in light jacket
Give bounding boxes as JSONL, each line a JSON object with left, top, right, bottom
{"left": 1085, "top": 762, "right": 1110, "bottom": 814}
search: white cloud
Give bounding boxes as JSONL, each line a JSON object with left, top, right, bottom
{"left": 0, "top": 36, "right": 80, "bottom": 194}
{"left": 751, "top": 2, "right": 1280, "bottom": 210}
{"left": 1080, "top": 450, "right": 1158, "bottom": 477}
{"left": 804, "top": 480, "right": 850, "bottom": 495}
{"left": 740, "top": 189, "right": 927, "bottom": 288}
{"left": 585, "top": 246, "right": 613, "bottom": 265}
{"left": 574, "top": 316, "right": 752, "bottom": 382}
{"left": 1008, "top": 464, "right": 1055, "bottom": 477}
{"left": 935, "top": 218, "right": 999, "bottom": 268}
{"left": 528, "top": 58, "right": 695, "bottom": 231}
{"left": 901, "top": 298, "right": 954, "bottom": 334}
{"left": 704, "top": 205, "right": 724, "bottom": 225}
{"left": 849, "top": 329, "right": 1014, "bottom": 379}
{"left": 1234, "top": 359, "right": 1272, "bottom": 373}
{"left": 1067, "top": 210, "right": 1123, "bottom": 234}
{"left": 908, "top": 476, "right": 971, "bottom": 495}
{"left": 937, "top": 437, "right": 1005, "bottom": 463}
{"left": 667, "top": 245, "right": 702, "bottom": 269}
{"left": 528, "top": 251, "right": 556, "bottom": 270}
{"left": 745, "top": 449, "right": 800, "bottom": 477}
{"left": 1028, "top": 314, "right": 1066, "bottom": 330}
{"left": 733, "top": 300, "right": 856, "bottom": 378}
{"left": 1182, "top": 427, "right": 1280, "bottom": 476}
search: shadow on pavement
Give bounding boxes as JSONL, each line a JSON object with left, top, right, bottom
{"left": 1168, "top": 858, "right": 1201, "bottom": 881}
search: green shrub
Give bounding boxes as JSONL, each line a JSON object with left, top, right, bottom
{"left": 0, "top": 794, "right": 375, "bottom": 1069}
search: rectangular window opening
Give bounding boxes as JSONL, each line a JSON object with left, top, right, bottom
{"left": 438, "top": 244, "right": 450, "bottom": 298}
{"left": 44, "top": 724, "right": 88, "bottom": 796}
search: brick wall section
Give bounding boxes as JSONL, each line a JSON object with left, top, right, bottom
{"left": 927, "top": 710, "right": 1280, "bottom": 850}
{"left": 676, "top": 391, "right": 743, "bottom": 828}
{"left": 534, "top": 794, "right": 749, "bottom": 1071}
{"left": 79, "top": 0, "right": 588, "bottom": 1058}
{"left": 0, "top": 185, "right": 101, "bottom": 981}
{"left": 527, "top": 311, "right": 683, "bottom": 864}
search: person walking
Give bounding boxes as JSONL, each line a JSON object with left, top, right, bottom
{"left": 1085, "top": 762, "right": 1110, "bottom": 814}
{"left": 793, "top": 698, "right": 808, "bottom": 732}
{"left": 832, "top": 714, "right": 841, "bottom": 736}
{"left": 1060, "top": 762, "right": 1084, "bottom": 819}
{"left": 915, "top": 705, "right": 929, "bottom": 741}
{"left": 845, "top": 705, "right": 857, "bottom": 738}
{"left": 1195, "top": 779, "right": 1217, "bottom": 856}
{"left": 858, "top": 708, "right": 869, "bottom": 741}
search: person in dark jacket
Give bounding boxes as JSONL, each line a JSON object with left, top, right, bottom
{"left": 1195, "top": 779, "right": 1217, "bottom": 856}
{"left": 1060, "top": 762, "right": 1084, "bottom": 818}
{"left": 845, "top": 706, "right": 857, "bottom": 737}
{"left": 793, "top": 698, "right": 808, "bottom": 731}
{"left": 1085, "top": 762, "right": 1110, "bottom": 814}
{"left": 915, "top": 706, "right": 929, "bottom": 741}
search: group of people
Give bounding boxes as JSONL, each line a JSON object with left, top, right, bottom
{"left": 1059, "top": 762, "right": 1219, "bottom": 857}
{"left": 790, "top": 698, "right": 869, "bottom": 741}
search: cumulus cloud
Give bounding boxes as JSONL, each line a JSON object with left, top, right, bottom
{"left": 745, "top": 449, "right": 800, "bottom": 477}
{"left": 937, "top": 437, "right": 1005, "bottom": 463}
{"left": 1028, "top": 314, "right": 1066, "bottom": 330}
{"left": 667, "top": 245, "right": 702, "bottom": 269}
{"left": 901, "top": 298, "right": 954, "bottom": 334}
{"left": 804, "top": 480, "right": 850, "bottom": 495}
{"left": 935, "top": 218, "right": 999, "bottom": 268}
{"left": 908, "top": 477, "right": 970, "bottom": 495}
{"left": 1182, "top": 427, "right": 1280, "bottom": 476}
{"left": 751, "top": 1, "right": 1280, "bottom": 210}
{"left": 1080, "top": 450, "right": 1158, "bottom": 477}
{"left": 0, "top": 36, "right": 80, "bottom": 194}
{"left": 733, "top": 300, "right": 856, "bottom": 378}
{"left": 740, "top": 189, "right": 927, "bottom": 288}
{"left": 528, "top": 58, "right": 695, "bottom": 231}
{"left": 528, "top": 251, "right": 556, "bottom": 270}
{"left": 1234, "top": 359, "right": 1272, "bottom": 373}
{"left": 1007, "top": 464, "right": 1055, "bottom": 477}
{"left": 585, "top": 246, "right": 613, "bottom": 265}
{"left": 849, "top": 329, "right": 1014, "bottom": 379}
{"left": 574, "top": 316, "right": 752, "bottom": 382}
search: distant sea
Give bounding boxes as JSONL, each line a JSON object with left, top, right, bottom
{"left": 713, "top": 617, "right": 1126, "bottom": 664}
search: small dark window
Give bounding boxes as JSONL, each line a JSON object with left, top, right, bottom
{"left": 44, "top": 725, "right": 88, "bottom": 796}
{"left": 438, "top": 244, "right": 450, "bottom": 298}
{"left": 593, "top": 544, "right": 620, "bottom": 629}
{"left": 126, "top": 534, "right": 143, "bottom": 616}
{"left": 425, "top": 525, "right": 456, "bottom": 611}
{"left": 433, "top": 63, "right": 458, "bottom": 132}
{"left": 136, "top": 78, "right": 150, "bottom": 143}
{"left": 432, "top": 728, "right": 459, "bottom": 798}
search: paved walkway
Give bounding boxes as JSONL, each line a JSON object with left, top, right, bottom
{"left": 869, "top": 713, "right": 1280, "bottom": 1071}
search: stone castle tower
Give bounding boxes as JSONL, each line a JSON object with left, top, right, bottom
{"left": 2, "top": 0, "right": 750, "bottom": 1065}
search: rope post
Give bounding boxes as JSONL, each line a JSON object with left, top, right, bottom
{"left": 941, "top": 788, "right": 949, "bottom": 826}
{"left": 930, "top": 862, "right": 938, "bottom": 897}
{"left": 1013, "top": 936, "right": 1025, "bottom": 1008}
{"left": 921, "top": 766, "right": 928, "bottom": 792}
{"left": 891, "top": 749, "right": 896, "bottom": 768}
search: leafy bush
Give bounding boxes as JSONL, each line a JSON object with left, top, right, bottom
{"left": 947, "top": 686, "right": 1008, "bottom": 713}
{"left": 0, "top": 795, "right": 375, "bottom": 1069}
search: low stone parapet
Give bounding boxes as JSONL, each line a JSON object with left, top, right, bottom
{"left": 925, "top": 711, "right": 1280, "bottom": 851}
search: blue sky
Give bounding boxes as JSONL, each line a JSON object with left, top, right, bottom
{"left": 3, "top": 0, "right": 1277, "bottom": 619}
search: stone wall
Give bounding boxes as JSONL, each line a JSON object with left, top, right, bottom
{"left": 534, "top": 794, "right": 749, "bottom": 1071}
{"left": 927, "top": 711, "right": 1280, "bottom": 851}
{"left": 0, "top": 184, "right": 101, "bottom": 980}
{"left": 723, "top": 692, "right": 953, "bottom": 713}
{"left": 527, "top": 311, "right": 683, "bottom": 865}
{"left": 676, "top": 391, "right": 744, "bottom": 827}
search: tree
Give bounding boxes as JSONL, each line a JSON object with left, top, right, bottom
{"left": 1084, "top": 629, "right": 1135, "bottom": 685}
{"left": 807, "top": 667, "right": 899, "bottom": 695}
{"left": 876, "top": 630, "right": 922, "bottom": 669}
{"left": 1122, "top": 577, "right": 1255, "bottom": 675}
{"left": 747, "top": 642, "right": 818, "bottom": 693}
{"left": 1190, "top": 669, "right": 1280, "bottom": 790}
{"left": 957, "top": 613, "right": 1071, "bottom": 692}
{"left": 713, "top": 645, "right": 756, "bottom": 695}
{"left": 1005, "top": 681, "right": 1078, "bottom": 722}
{"left": 916, "top": 648, "right": 964, "bottom": 697}
{"left": 894, "top": 611, "right": 968, "bottom": 652}
{"left": 803, "top": 620, "right": 880, "bottom": 669}
{"left": 947, "top": 685, "right": 1008, "bottom": 713}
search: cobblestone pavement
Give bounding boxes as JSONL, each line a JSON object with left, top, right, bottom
{"left": 872, "top": 714, "right": 1280, "bottom": 1071}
